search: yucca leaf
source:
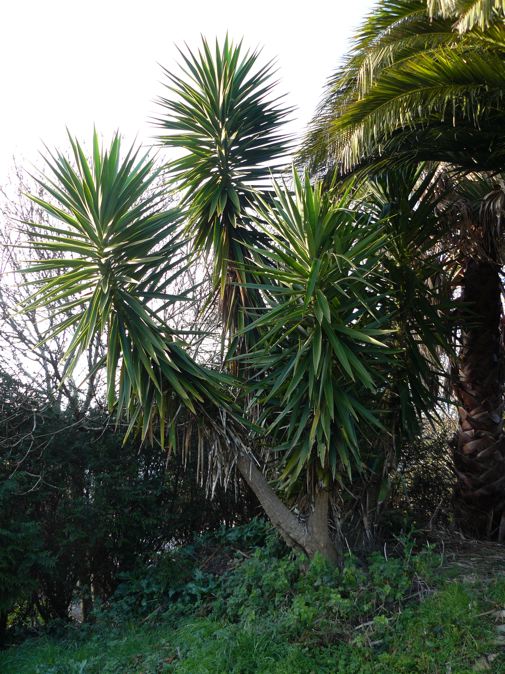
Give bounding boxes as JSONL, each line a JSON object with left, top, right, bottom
{"left": 156, "top": 36, "right": 292, "bottom": 339}
{"left": 22, "top": 131, "right": 238, "bottom": 447}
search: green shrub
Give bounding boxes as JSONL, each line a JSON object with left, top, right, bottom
{"left": 2, "top": 524, "right": 504, "bottom": 674}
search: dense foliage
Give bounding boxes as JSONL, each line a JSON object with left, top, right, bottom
{"left": 3, "top": 0, "right": 505, "bottom": 668}
{"left": 303, "top": 0, "right": 505, "bottom": 174}
{"left": 20, "top": 109, "right": 456, "bottom": 560}
{"left": 302, "top": 0, "right": 505, "bottom": 540}
{"left": 2, "top": 520, "right": 505, "bottom": 673}
{"left": 0, "top": 375, "right": 257, "bottom": 643}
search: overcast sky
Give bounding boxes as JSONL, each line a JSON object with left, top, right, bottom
{"left": 1, "top": 0, "right": 373, "bottom": 181}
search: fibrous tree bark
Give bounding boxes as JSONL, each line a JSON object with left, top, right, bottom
{"left": 452, "top": 259, "right": 505, "bottom": 540}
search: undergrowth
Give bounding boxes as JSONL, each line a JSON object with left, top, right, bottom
{"left": 2, "top": 518, "right": 505, "bottom": 673}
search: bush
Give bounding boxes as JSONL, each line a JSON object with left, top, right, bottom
{"left": 0, "top": 375, "right": 259, "bottom": 640}
{"left": 214, "top": 528, "right": 439, "bottom": 645}
{"left": 389, "top": 424, "right": 456, "bottom": 529}
{"left": 5, "top": 520, "right": 505, "bottom": 674}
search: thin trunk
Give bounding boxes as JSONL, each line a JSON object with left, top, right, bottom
{"left": 236, "top": 453, "right": 339, "bottom": 563}
{"left": 452, "top": 259, "right": 505, "bottom": 540}
{"left": 362, "top": 478, "right": 382, "bottom": 549}
{"left": 306, "top": 488, "right": 340, "bottom": 564}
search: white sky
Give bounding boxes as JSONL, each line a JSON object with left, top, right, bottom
{"left": 0, "top": 0, "right": 373, "bottom": 181}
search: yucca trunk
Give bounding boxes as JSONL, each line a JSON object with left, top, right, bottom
{"left": 452, "top": 259, "right": 505, "bottom": 540}
{"left": 237, "top": 454, "right": 340, "bottom": 564}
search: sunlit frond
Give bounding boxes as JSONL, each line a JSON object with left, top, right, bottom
{"left": 301, "top": 0, "right": 505, "bottom": 176}
{"left": 429, "top": 0, "right": 505, "bottom": 32}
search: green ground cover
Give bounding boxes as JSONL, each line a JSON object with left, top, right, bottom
{"left": 2, "top": 522, "right": 505, "bottom": 674}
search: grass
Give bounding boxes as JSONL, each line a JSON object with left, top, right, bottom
{"left": 2, "top": 522, "right": 505, "bottom": 673}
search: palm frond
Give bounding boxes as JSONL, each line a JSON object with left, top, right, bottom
{"left": 335, "top": 44, "right": 505, "bottom": 172}
{"left": 301, "top": 0, "right": 505, "bottom": 176}
{"left": 429, "top": 0, "right": 505, "bottom": 32}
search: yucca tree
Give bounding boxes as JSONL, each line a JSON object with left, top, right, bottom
{"left": 21, "top": 131, "right": 305, "bottom": 529}
{"left": 155, "top": 37, "right": 292, "bottom": 347}
{"left": 23, "top": 127, "right": 454, "bottom": 562}
{"left": 302, "top": 0, "right": 505, "bottom": 540}
{"left": 22, "top": 37, "right": 458, "bottom": 560}
{"left": 21, "top": 131, "right": 238, "bottom": 451}
{"left": 243, "top": 173, "right": 391, "bottom": 475}
{"left": 20, "top": 130, "right": 348, "bottom": 562}
{"left": 238, "top": 168, "right": 454, "bottom": 550}
{"left": 243, "top": 172, "right": 393, "bottom": 559}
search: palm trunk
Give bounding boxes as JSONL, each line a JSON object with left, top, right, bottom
{"left": 236, "top": 453, "right": 339, "bottom": 563}
{"left": 452, "top": 259, "right": 505, "bottom": 540}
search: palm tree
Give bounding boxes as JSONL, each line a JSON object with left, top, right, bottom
{"left": 302, "top": 0, "right": 505, "bottom": 540}
{"left": 442, "top": 176, "right": 505, "bottom": 539}
{"left": 302, "top": 0, "right": 505, "bottom": 175}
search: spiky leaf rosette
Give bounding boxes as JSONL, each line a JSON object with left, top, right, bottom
{"left": 22, "top": 131, "right": 235, "bottom": 447}
{"left": 239, "top": 170, "right": 394, "bottom": 488}
{"left": 361, "top": 166, "right": 457, "bottom": 438}
{"left": 155, "top": 36, "right": 293, "bottom": 339}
